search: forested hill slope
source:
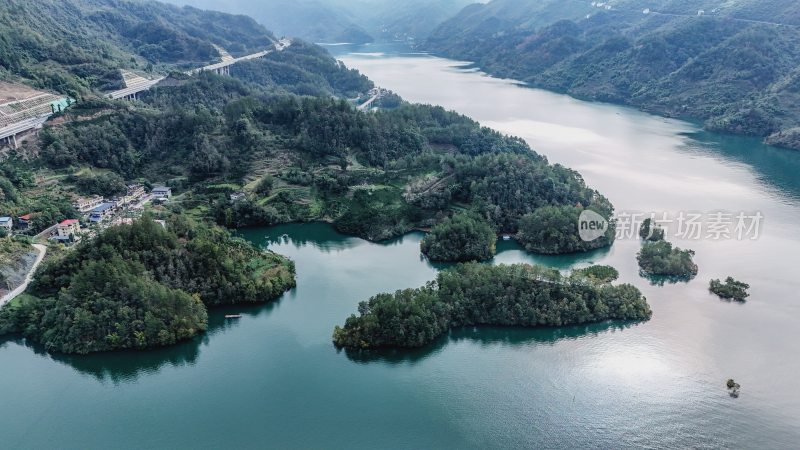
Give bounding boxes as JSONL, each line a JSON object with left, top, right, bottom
{"left": 1, "top": 0, "right": 613, "bottom": 251}
{"left": 0, "top": 0, "right": 275, "bottom": 95}
{"left": 426, "top": 0, "right": 800, "bottom": 150}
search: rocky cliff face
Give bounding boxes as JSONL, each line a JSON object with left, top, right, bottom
{"left": 0, "top": 250, "right": 37, "bottom": 293}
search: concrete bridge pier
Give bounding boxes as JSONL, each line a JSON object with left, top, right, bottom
{"left": 3, "top": 134, "right": 19, "bottom": 149}
{"left": 211, "top": 66, "right": 230, "bottom": 76}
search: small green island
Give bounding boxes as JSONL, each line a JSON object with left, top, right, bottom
{"left": 332, "top": 263, "right": 651, "bottom": 349}
{"left": 516, "top": 204, "right": 615, "bottom": 254}
{"left": 420, "top": 212, "right": 496, "bottom": 262}
{"left": 710, "top": 277, "right": 750, "bottom": 302}
{"left": 637, "top": 240, "right": 698, "bottom": 279}
{"left": 0, "top": 218, "right": 295, "bottom": 354}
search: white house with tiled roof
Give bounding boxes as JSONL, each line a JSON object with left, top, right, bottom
{"left": 55, "top": 219, "right": 80, "bottom": 240}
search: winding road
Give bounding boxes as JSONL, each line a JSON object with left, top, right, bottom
{"left": 0, "top": 244, "right": 46, "bottom": 307}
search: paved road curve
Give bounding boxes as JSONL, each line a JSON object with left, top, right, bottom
{"left": 0, "top": 244, "right": 46, "bottom": 307}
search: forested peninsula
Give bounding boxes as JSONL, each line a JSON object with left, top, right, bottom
{"left": 0, "top": 218, "right": 295, "bottom": 354}
{"left": 30, "top": 45, "right": 614, "bottom": 251}
{"left": 333, "top": 263, "right": 651, "bottom": 349}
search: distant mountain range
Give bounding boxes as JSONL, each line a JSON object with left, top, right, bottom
{"left": 165, "top": 0, "right": 473, "bottom": 44}
{"left": 425, "top": 0, "right": 800, "bottom": 150}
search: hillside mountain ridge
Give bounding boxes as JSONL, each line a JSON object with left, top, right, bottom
{"left": 426, "top": 0, "right": 800, "bottom": 150}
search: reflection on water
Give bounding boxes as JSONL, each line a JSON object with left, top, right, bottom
{"left": 340, "top": 320, "right": 642, "bottom": 365}
{"left": 1, "top": 299, "right": 297, "bottom": 383}
{"left": 241, "top": 222, "right": 363, "bottom": 253}
{"left": 1, "top": 333, "right": 201, "bottom": 384}
{"left": 494, "top": 238, "right": 613, "bottom": 270}
{"left": 683, "top": 130, "right": 800, "bottom": 204}
{"left": 47, "top": 340, "right": 202, "bottom": 384}
{"left": 639, "top": 271, "right": 696, "bottom": 286}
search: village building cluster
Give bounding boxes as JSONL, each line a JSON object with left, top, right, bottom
{"left": 1, "top": 184, "right": 172, "bottom": 245}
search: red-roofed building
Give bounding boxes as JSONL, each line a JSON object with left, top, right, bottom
{"left": 55, "top": 219, "right": 81, "bottom": 240}
{"left": 17, "top": 213, "right": 32, "bottom": 230}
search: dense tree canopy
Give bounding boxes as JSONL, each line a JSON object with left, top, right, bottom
{"left": 516, "top": 205, "right": 614, "bottom": 254}
{"left": 420, "top": 212, "right": 496, "bottom": 262}
{"left": 0, "top": 217, "right": 296, "bottom": 354}
{"left": 231, "top": 40, "right": 373, "bottom": 98}
{"left": 69, "top": 171, "right": 127, "bottom": 197}
{"left": 333, "top": 263, "right": 651, "bottom": 349}
{"left": 1, "top": 259, "right": 208, "bottom": 354}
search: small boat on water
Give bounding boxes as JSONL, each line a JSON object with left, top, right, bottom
{"left": 225, "top": 314, "right": 242, "bottom": 319}
{"left": 502, "top": 235, "right": 511, "bottom": 241}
